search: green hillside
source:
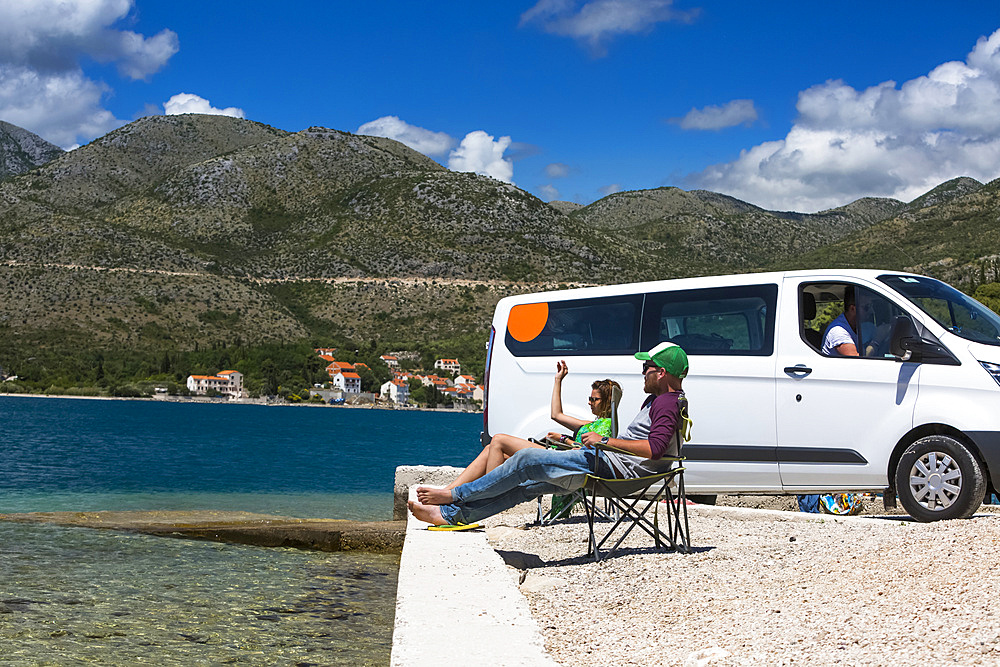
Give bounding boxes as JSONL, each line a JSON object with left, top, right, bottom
{"left": 2, "top": 115, "right": 1000, "bottom": 395}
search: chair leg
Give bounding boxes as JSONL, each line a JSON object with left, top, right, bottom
{"left": 586, "top": 486, "right": 600, "bottom": 561}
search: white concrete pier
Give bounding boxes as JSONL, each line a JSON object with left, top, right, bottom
{"left": 390, "top": 482, "right": 557, "bottom": 666}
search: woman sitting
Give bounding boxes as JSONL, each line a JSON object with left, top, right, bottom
{"left": 420, "top": 361, "right": 621, "bottom": 499}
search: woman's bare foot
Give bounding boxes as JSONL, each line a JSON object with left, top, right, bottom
{"left": 408, "top": 500, "right": 447, "bottom": 526}
{"left": 415, "top": 486, "right": 455, "bottom": 505}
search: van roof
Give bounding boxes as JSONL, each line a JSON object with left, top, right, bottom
{"left": 496, "top": 268, "right": 923, "bottom": 308}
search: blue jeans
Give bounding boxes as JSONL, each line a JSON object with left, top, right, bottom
{"left": 797, "top": 494, "right": 821, "bottom": 513}
{"left": 440, "top": 447, "right": 612, "bottom": 525}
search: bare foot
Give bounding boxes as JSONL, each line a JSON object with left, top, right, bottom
{"left": 408, "top": 500, "right": 447, "bottom": 526}
{"left": 415, "top": 486, "right": 455, "bottom": 505}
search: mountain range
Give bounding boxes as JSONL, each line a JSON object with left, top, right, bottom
{"left": 1, "top": 114, "right": 998, "bottom": 358}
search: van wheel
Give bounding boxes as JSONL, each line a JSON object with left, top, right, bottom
{"left": 895, "top": 435, "right": 985, "bottom": 522}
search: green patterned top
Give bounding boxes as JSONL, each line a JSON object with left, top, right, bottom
{"left": 575, "top": 417, "right": 612, "bottom": 442}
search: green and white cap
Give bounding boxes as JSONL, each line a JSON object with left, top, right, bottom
{"left": 635, "top": 342, "right": 688, "bottom": 379}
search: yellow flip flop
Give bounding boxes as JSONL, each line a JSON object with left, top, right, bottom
{"left": 427, "top": 523, "right": 481, "bottom": 531}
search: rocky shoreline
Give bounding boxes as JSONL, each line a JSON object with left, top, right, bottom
{"left": 0, "top": 511, "right": 405, "bottom": 553}
{"left": 481, "top": 499, "right": 1000, "bottom": 666}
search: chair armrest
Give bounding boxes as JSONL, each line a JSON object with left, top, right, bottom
{"left": 530, "top": 436, "right": 579, "bottom": 450}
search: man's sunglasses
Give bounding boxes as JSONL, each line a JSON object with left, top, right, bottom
{"left": 642, "top": 362, "right": 660, "bottom": 374}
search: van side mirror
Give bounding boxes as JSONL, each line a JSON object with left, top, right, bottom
{"left": 889, "top": 316, "right": 918, "bottom": 360}
{"left": 888, "top": 316, "right": 960, "bottom": 365}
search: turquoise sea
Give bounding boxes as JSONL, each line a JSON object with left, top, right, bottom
{"left": 0, "top": 396, "right": 483, "bottom": 665}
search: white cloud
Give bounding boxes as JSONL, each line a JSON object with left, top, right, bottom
{"left": 0, "top": 0, "right": 177, "bottom": 148}
{"left": 163, "top": 93, "right": 245, "bottom": 119}
{"left": 539, "top": 184, "right": 560, "bottom": 200}
{"left": 0, "top": 65, "right": 119, "bottom": 147}
{"left": 546, "top": 162, "right": 571, "bottom": 178}
{"left": 0, "top": 0, "right": 177, "bottom": 79}
{"left": 671, "top": 99, "right": 758, "bottom": 130}
{"left": 690, "top": 28, "right": 1000, "bottom": 212}
{"left": 356, "top": 115, "right": 455, "bottom": 156}
{"left": 521, "top": 0, "right": 698, "bottom": 57}
{"left": 599, "top": 183, "right": 621, "bottom": 196}
{"left": 448, "top": 131, "right": 514, "bottom": 183}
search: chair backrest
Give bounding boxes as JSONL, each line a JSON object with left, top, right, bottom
{"left": 801, "top": 291, "right": 824, "bottom": 350}
{"left": 801, "top": 290, "right": 817, "bottom": 320}
{"left": 668, "top": 393, "right": 692, "bottom": 458}
{"left": 609, "top": 384, "right": 623, "bottom": 437}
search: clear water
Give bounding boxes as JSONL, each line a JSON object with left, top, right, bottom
{"left": 0, "top": 396, "right": 484, "bottom": 665}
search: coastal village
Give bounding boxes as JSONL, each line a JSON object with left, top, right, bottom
{"left": 184, "top": 348, "right": 483, "bottom": 408}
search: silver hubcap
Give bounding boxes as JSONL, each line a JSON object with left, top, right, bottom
{"left": 909, "top": 451, "right": 962, "bottom": 510}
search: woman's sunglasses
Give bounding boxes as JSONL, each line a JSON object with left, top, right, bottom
{"left": 588, "top": 396, "right": 601, "bottom": 403}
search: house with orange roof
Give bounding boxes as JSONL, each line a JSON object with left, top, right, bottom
{"left": 451, "top": 385, "right": 475, "bottom": 401}
{"left": 434, "top": 358, "right": 461, "bottom": 375}
{"left": 380, "top": 355, "right": 399, "bottom": 369}
{"left": 414, "top": 373, "right": 436, "bottom": 387}
{"left": 380, "top": 378, "right": 410, "bottom": 404}
{"left": 326, "top": 360, "right": 357, "bottom": 379}
{"left": 331, "top": 369, "right": 362, "bottom": 394}
{"left": 186, "top": 370, "right": 244, "bottom": 398}
{"left": 318, "top": 354, "right": 335, "bottom": 363}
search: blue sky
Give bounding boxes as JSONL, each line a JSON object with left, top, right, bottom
{"left": 2, "top": 1, "right": 1000, "bottom": 212}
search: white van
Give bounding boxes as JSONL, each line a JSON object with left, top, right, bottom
{"left": 481, "top": 269, "right": 1000, "bottom": 522}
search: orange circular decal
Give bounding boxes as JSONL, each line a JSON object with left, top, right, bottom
{"left": 507, "top": 302, "right": 549, "bottom": 342}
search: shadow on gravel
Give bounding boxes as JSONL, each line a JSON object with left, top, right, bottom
{"left": 496, "top": 544, "right": 714, "bottom": 569}
{"left": 863, "top": 511, "right": 1000, "bottom": 523}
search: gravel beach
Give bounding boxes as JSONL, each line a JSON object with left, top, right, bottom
{"left": 480, "top": 497, "right": 1000, "bottom": 666}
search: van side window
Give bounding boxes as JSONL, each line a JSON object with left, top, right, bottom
{"left": 802, "top": 282, "right": 907, "bottom": 358}
{"left": 504, "top": 294, "right": 642, "bottom": 356}
{"left": 641, "top": 284, "right": 777, "bottom": 356}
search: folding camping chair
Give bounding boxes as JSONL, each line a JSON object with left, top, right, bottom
{"left": 534, "top": 384, "right": 623, "bottom": 525}
{"left": 583, "top": 395, "right": 692, "bottom": 561}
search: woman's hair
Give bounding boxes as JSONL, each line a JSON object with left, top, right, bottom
{"left": 590, "top": 379, "right": 621, "bottom": 419}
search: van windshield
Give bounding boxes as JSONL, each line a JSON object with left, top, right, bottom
{"left": 879, "top": 274, "right": 1000, "bottom": 346}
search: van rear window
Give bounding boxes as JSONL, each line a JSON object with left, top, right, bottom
{"left": 641, "top": 284, "right": 777, "bottom": 356}
{"left": 504, "top": 295, "right": 642, "bottom": 356}
{"left": 503, "top": 284, "right": 778, "bottom": 357}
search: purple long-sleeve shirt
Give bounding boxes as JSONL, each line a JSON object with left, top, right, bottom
{"left": 647, "top": 391, "right": 682, "bottom": 459}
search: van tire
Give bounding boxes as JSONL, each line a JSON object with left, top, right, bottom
{"left": 895, "top": 435, "right": 986, "bottom": 522}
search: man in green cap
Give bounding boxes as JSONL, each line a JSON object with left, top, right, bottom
{"left": 409, "top": 342, "right": 689, "bottom": 527}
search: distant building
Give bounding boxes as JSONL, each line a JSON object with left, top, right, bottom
{"left": 434, "top": 358, "right": 461, "bottom": 375}
{"left": 331, "top": 370, "right": 361, "bottom": 394}
{"left": 315, "top": 348, "right": 337, "bottom": 357}
{"left": 381, "top": 378, "right": 409, "bottom": 404}
{"left": 380, "top": 355, "right": 399, "bottom": 369}
{"left": 326, "top": 361, "right": 355, "bottom": 380}
{"left": 187, "top": 370, "right": 244, "bottom": 398}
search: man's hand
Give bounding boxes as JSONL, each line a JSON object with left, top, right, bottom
{"left": 580, "top": 431, "right": 603, "bottom": 447}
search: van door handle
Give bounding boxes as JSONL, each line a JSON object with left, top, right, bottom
{"left": 783, "top": 366, "right": 813, "bottom": 376}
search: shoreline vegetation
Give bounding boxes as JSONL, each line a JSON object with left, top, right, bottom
{"left": 0, "top": 391, "right": 482, "bottom": 413}
{"left": 0, "top": 335, "right": 488, "bottom": 409}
